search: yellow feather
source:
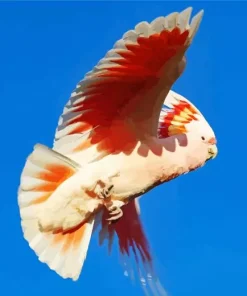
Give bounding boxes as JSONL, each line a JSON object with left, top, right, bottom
{"left": 184, "top": 107, "right": 194, "bottom": 115}
{"left": 180, "top": 111, "right": 191, "bottom": 120}
{"left": 170, "top": 120, "right": 184, "bottom": 126}
{"left": 168, "top": 125, "right": 187, "bottom": 135}
{"left": 173, "top": 115, "right": 186, "bottom": 122}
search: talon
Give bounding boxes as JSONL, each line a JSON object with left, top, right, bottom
{"left": 98, "top": 183, "right": 114, "bottom": 200}
{"left": 108, "top": 209, "right": 120, "bottom": 216}
{"left": 107, "top": 184, "right": 114, "bottom": 192}
{"left": 106, "top": 207, "right": 123, "bottom": 223}
{"left": 108, "top": 205, "right": 117, "bottom": 212}
{"left": 107, "top": 212, "right": 123, "bottom": 220}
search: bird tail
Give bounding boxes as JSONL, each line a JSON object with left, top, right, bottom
{"left": 18, "top": 143, "right": 96, "bottom": 281}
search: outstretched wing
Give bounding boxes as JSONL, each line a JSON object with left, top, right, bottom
{"left": 53, "top": 8, "right": 203, "bottom": 163}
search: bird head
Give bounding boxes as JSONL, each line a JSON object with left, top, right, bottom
{"left": 185, "top": 114, "right": 218, "bottom": 162}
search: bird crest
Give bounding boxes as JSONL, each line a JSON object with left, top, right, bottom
{"left": 158, "top": 90, "right": 201, "bottom": 138}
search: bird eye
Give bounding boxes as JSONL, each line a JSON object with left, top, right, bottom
{"left": 201, "top": 136, "right": 205, "bottom": 140}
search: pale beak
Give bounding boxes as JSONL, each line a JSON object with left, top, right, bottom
{"left": 207, "top": 144, "right": 218, "bottom": 160}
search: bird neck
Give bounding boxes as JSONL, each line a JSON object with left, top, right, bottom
{"left": 145, "top": 134, "right": 205, "bottom": 185}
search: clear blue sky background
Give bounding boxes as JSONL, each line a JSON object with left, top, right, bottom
{"left": 1, "top": 1, "right": 246, "bottom": 296}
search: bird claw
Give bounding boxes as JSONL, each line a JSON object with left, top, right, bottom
{"left": 93, "top": 174, "right": 123, "bottom": 224}
{"left": 105, "top": 202, "right": 124, "bottom": 224}
{"left": 97, "top": 184, "right": 114, "bottom": 201}
{"left": 107, "top": 206, "right": 123, "bottom": 219}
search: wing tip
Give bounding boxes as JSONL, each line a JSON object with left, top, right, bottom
{"left": 189, "top": 9, "right": 204, "bottom": 39}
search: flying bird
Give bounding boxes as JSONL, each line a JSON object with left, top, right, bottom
{"left": 18, "top": 7, "right": 217, "bottom": 295}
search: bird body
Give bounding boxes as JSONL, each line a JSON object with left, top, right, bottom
{"left": 18, "top": 7, "right": 218, "bottom": 294}
{"left": 35, "top": 128, "right": 215, "bottom": 234}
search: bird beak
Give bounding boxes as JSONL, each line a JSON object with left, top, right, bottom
{"left": 207, "top": 144, "right": 218, "bottom": 160}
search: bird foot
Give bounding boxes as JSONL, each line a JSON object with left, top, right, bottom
{"left": 97, "top": 184, "right": 114, "bottom": 201}
{"left": 105, "top": 200, "right": 125, "bottom": 224}
{"left": 94, "top": 173, "right": 124, "bottom": 224}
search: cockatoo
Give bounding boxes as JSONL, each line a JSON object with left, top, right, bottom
{"left": 18, "top": 7, "right": 217, "bottom": 295}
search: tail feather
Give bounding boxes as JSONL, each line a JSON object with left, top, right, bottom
{"left": 21, "top": 217, "right": 94, "bottom": 280}
{"left": 18, "top": 143, "right": 95, "bottom": 280}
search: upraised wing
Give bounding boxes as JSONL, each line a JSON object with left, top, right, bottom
{"left": 53, "top": 7, "right": 203, "bottom": 163}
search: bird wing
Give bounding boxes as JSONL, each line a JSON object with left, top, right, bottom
{"left": 53, "top": 7, "right": 203, "bottom": 163}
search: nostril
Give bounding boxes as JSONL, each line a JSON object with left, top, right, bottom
{"left": 208, "top": 137, "right": 216, "bottom": 145}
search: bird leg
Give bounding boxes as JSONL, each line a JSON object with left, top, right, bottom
{"left": 92, "top": 171, "right": 119, "bottom": 201}
{"left": 92, "top": 171, "right": 123, "bottom": 224}
{"left": 95, "top": 182, "right": 124, "bottom": 224}
{"left": 97, "top": 184, "right": 114, "bottom": 202}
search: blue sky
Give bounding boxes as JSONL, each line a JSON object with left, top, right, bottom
{"left": 1, "top": 1, "right": 246, "bottom": 296}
